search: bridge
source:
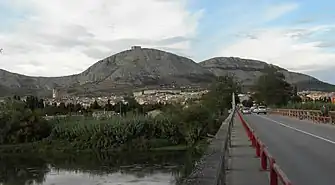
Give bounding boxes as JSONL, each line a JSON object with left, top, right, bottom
{"left": 181, "top": 106, "right": 335, "bottom": 185}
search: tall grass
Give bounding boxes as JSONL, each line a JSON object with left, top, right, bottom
{"left": 0, "top": 99, "right": 226, "bottom": 152}
{"left": 48, "top": 104, "right": 223, "bottom": 151}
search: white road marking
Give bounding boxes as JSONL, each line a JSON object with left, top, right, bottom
{"left": 258, "top": 115, "right": 335, "bottom": 145}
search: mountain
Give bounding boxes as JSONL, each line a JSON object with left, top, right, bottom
{"left": 0, "top": 47, "right": 334, "bottom": 97}
{"left": 0, "top": 47, "right": 215, "bottom": 97}
{"left": 72, "top": 47, "right": 215, "bottom": 91}
{"left": 199, "top": 57, "right": 335, "bottom": 91}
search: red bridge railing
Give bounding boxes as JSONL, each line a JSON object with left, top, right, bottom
{"left": 270, "top": 109, "right": 334, "bottom": 124}
{"left": 237, "top": 111, "right": 292, "bottom": 185}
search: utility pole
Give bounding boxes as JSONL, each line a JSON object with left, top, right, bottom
{"left": 232, "top": 93, "right": 236, "bottom": 109}
{"left": 119, "top": 101, "right": 122, "bottom": 116}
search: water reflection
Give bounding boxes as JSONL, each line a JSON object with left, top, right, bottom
{"left": 0, "top": 150, "right": 201, "bottom": 185}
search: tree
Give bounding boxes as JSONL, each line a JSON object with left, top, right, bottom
{"left": 38, "top": 99, "right": 45, "bottom": 109}
{"left": 74, "top": 103, "right": 83, "bottom": 112}
{"left": 13, "top": 95, "right": 21, "bottom": 101}
{"left": 67, "top": 103, "right": 75, "bottom": 112}
{"left": 90, "top": 100, "right": 101, "bottom": 110}
{"left": 0, "top": 99, "right": 52, "bottom": 144}
{"left": 202, "top": 75, "right": 241, "bottom": 115}
{"left": 124, "top": 96, "right": 142, "bottom": 113}
{"left": 104, "top": 99, "right": 113, "bottom": 111}
{"left": 253, "top": 66, "right": 293, "bottom": 106}
{"left": 113, "top": 101, "right": 128, "bottom": 115}
{"left": 26, "top": 96, "right": 37, "bottom": 110}
{"left": 290, "top": 85, "right": 302, "bottom": 103}
{"left": 242, "top": 98, "right": 254, "bottom": 107}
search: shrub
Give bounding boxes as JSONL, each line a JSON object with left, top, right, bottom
{"left": 0, "top": 100, "right": 52, "bottom": 145}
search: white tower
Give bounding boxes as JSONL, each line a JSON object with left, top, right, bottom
{"left": 52, "top": 89, "right": 58, "bottom": 99}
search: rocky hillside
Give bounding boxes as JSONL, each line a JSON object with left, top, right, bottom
{"left": 0, "top": 47, "right": 215, "bottom": 96}
{"left": 200, "top": 57, "right": 335, "bottom": 91}
{"left": 0, "top": 48, "right": 334, "bottom": 97}
{"left": 73, "top": 47, "right": 215, "bottom": 91}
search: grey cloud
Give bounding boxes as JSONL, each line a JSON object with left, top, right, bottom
{"left": 285, "top": 28, "right": 313, "bottom": 39}
{"left": 288, "top": 64, "right": 333, "bottom": 72}
{"left": 81, "top": 37, "right": 192, "bottom": 59}
{"left": 287, "top": 27, "right": 335, "bottom": 41}
{"left": 316, "top": 41, "right": 335, "bottom": 48}
{"left": 80, "top": 38, "right": 151, "bottom": 59}
{"left": 234, "top": 33, "right": 258, "bottom": 40}
{"left": 5, "top": 42, "right": 35, "bottom": 54}
{"left": 65, "top": 25, "right": 94, "bottom": 38}
{"left": 97, "top": 37, "right": 192, "bottom": 49}
{"left": 156, "top": 36, "right": 191, "bottom": 45}
{"left": 155, "top": 46, "right": 192, "bottom": 58}
{"left": 31, "top": 24, "right": 193, "bottom": 60}
{"left": 293, "top": 18, "right": 315, "bottom": 24}
{"left": 28, "top": 60, "right": 42, "bottom": 66}
{"left": 83, "top": 48, "right": 113, "bottom": 59}
{"left": 36, "top": 24, "right": 94, "bottom": 48}
{"left": 307, "top": 67, "right": 335, "bottom": 84}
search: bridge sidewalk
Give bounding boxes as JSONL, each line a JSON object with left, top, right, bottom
{"left": 226, "top": 116, "right": 268, "bottom": 185}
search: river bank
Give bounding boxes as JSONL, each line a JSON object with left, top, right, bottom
{"left": 0, "top": 149, "right": 203, "bottom": 185}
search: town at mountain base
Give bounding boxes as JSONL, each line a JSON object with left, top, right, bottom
{"left": 0, "top": 46, "right": 334, "bottom": 97}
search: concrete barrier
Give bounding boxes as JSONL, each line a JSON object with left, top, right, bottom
{"left": 181, "top": 108, "right": 236, "bottom": 185}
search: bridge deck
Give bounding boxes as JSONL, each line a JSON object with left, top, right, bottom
{"left": 244, "top": 114, "right": 335, "bottom": 185}
{"left": 226, "top": 116, "right": 268, "bottom": 185}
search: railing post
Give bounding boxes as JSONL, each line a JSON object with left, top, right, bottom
{"left": 260, "top": 147, "right": 267, "bottom": 170}
{"left": 229, "top": 118, "right": 233, "bottom": 148}
{"left": 256, "top": 139, "right": 260, "bottom": 157}
{"left": 270, "top": 158, "right": 278, "bottom": 185}
{"left": 251, "top": 132, "right": 256, "bottom": 147}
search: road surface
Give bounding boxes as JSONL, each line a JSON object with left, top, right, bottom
{"left": 243, "top": 114, "right": 335, "bottom": 185}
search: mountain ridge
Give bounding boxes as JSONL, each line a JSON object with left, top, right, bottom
{"left": 0, "top": 47, "right": 334, "bottom": 97}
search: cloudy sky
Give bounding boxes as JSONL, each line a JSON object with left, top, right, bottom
{"left": 0, "top": 0, "right": 335, "bottom": 83}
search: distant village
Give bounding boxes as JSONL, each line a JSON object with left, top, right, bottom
{"left": 1, "top": 88, "right": 335, "bottom": 106}
{"left": 41, "top": 88, "right": 209, "bottom": 108}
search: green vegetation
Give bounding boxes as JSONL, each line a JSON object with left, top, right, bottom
{"left": 0, "top": 75, "right": 240, "bottom": 152}
{"left": 0, "top": 100, "right": 51, "bottom": 145}
{"left": 250, "top": 66, "right": 334, "bottom": 113}
{"left": 242, "top": 97, "right": 254, "bottom": 108}
{"left": 252, "top": 66, "right": 293, "bottom": 106}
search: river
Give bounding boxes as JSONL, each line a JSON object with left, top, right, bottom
{"left": 0, "top": 149, "right": 202, "bottom": 185}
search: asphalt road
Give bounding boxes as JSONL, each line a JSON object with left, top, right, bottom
{"left": 242, "top": 113, "right": 335, "bottom": 185}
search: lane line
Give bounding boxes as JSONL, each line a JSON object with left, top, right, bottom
{"left": 257, "top": 115, "right": 335, "bottom": 145}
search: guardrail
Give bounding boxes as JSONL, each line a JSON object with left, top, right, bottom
{"left": 181, "top": 107, "right": 236, "bottom": 185}
{"left": 270, "top": 109, "right": 334, "bottom": 124}
{"left": 237, "top": 111, "right": 292, "bottom": 185}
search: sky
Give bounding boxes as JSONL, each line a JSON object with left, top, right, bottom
{"left": 0, "top": 0, "right": 335, "bottom": 83}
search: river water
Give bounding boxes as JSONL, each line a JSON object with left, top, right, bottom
{"left": 0, "top": 150, "right": 201, "bottom": 185}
